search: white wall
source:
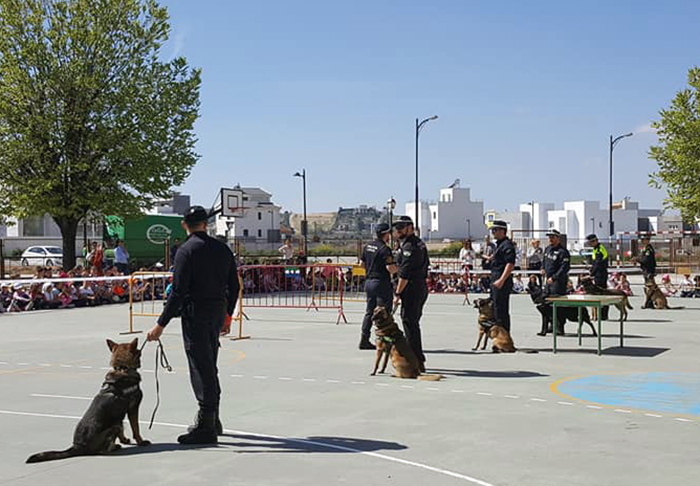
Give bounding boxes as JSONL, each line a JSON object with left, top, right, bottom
{"left": 215, "top": 206, "right": 281, "bottom": 240}
{"left": 432, "top": 187, "right": 486, "bottom": 240}
{"left": 404, "top": 201, "right": 432, "bottom": 238}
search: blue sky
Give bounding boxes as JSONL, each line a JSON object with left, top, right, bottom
{"left": 162, "top": 0, "right": 699, "bottom": 214}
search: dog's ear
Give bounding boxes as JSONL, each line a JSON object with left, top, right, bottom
{"left": 129, "top": 338, "right": 138, "bottom": 352}
{"left": 106, "top": 339, "right": 117, "bottom": 352}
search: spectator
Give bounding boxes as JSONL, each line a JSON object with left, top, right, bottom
{"left": 114, "top": 240, "right": 130, "bottom": 274}
{"left": 513, "top": 241, "right": 523, "bottom": 271}
{"left": 527, "top": 240, "right": 544, "bottom": 286}
{"left": 170, "top": 237, "right": 181, "bottom": 266}
{"left": 512, "top": 274, "right": 525, "bottom": 293}
{"left": 615, "top": 274, "right": 633, "bottom": 296}
{"left": 42, "top": 283, "right": 62, "bottom": 309}
{"left": 480, "top": 236, "right": 495, "bottom": 270}
{"left": 10, "top": 283, "right": 31, "bottom": 311}
{"left": 88, "top": 241, "right": 104, "bottom": 276}
{"left": 694, "top": 276, "right": 700, "bottom": 298}
{"left": 459, "top": 240, "right": 476, "bottom": 270}
{"left": 278, "top": 239, "right": 294, "bottom": 262}
{"left": 680, "top": 274, "right": 694, "bottom": 298}
{"left": 660, "top": 274, "right": 678, "bottom": 297}
{"left": 0, "top": 283, "right": 12, "bottom": 311}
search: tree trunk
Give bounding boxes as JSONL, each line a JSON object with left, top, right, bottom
{"left": 54, "top": 216, "right": 80, "bottom": 270}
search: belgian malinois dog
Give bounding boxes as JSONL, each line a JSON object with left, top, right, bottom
{"left": 27, "top": 339, "right": 150, "bottom": 463}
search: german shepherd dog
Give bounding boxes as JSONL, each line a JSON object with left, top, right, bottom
{"left": 472, "top": 297, "right": 495, "bottom": 350}
{"left": 489, "top": 326, "right": 517, "bottom": 353}
{"left": 370, "top": 307, "right": 442, "bottom": 380}
{"left": 528, "top": 279, "right": 597, "bottom": 336}
{"left": 644, "top": 281, "right": 684, "bottom": 310}
{"left": 579, "top": 276, "right": 633, "bottom": 321}
{"left": 26, "top": 339, "right": 150, "bottom": 463}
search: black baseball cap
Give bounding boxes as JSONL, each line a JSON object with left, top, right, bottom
{"left": 376, "top": 223, "right": 391, "bottom": 236}
{"left": 183, "top": 205, "right": 210, "bottom": 224}
{"left": 490, "top": 220, "right": 508, "bottom": 231}
{"left": 392, "top": 216, "right": 414, "bottom": 228}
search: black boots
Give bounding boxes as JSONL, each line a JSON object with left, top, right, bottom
{"left": 179, "top": 410, "right": 219, "bottom": 444}
{"left": 359, "top": 336, "right": 376, "bottom": 350}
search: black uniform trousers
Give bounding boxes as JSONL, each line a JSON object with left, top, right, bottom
{"left": 400, "top": 281, "right": 428, "bottom": 363}
{"left": 594, "top": 276, "right": 610, "bottom": 320}
{"left": 490, "top": 278, "right": 513, "bottom": 331}
{"left": 361, "top": 279, "right": 393, "bottom": 339}
{"left": 545, "top": 281, "right": 568, "bottom": 331}
{"left": 181, "top": 305, "right": 225, "bottom": 414}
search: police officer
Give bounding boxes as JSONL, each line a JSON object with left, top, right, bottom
{"left": 359, "top": 223, "right": 398, "bottom": 349}
{"left": 148, "top": 206, "right": 239, "bottom": 445}
{"left": 586, "top": 233, "right": 609, "bottom": 320}
{"left": 543, "top": 229, "right": 570, "bottom": 333}
{"left": 489, "top": 220, "right": 516, "bottom": 331}
{"left": 392, "top": 216, "right": 429, "bottom": 371}
{"left": 638, "top": 233, "right": 657, "bottom": 308}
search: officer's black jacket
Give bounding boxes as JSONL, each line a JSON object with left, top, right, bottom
{"left": 544, "top": 244, "right": 570, "bottom": 283}
{"left": 361, "top": 239, "right": 394, "bottom": 283}
{"left": 397, "top": 234, "right": 429, "bottom": 282}
{"left": 639, "top": 244, "right": 656, "bottom": 275}
{"left": 590, "top": 244, "right": 609, "bottom": 284}
{"left": 491, "top": 237, "right": 516, "bottom": 280}
{"left": 158, "top": 232, "right": 239, "bottom": 327}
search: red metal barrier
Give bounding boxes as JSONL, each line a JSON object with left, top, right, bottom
{"left": 239, "top": 264, "right": 347, "bottom": 324}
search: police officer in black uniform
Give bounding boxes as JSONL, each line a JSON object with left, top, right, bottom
{"left": 359, "top": 223, "right": 397, "bottom": 349}
{"left": 587, "top": 233, "right": 609, "bottom": 320}
{"left": 542, "top": 229, "right": 570, "bottom": 333}
{"left": 638, "top": 233, "right": 657, "bottom": 308}
{"left": 392, "top": 216, "right": 429, "bottom": 371}
{"left": 148, "top": 206, "right": 239, "bottom": 445}
{"left": 489, "top": 220, "right": 516, "bottom": 331}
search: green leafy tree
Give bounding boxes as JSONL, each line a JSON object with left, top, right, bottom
{"left": 0, "top": 0, "right": 200, "bottom": 269}
{"left": 649, "top": 66, "right": 700, "bottom": 222}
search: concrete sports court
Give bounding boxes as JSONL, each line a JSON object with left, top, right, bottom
{"left": 1, "top": 293, "right": 699, "bottom": 486}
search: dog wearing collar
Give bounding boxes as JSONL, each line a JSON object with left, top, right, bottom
{"left": 27, "top": 338, "right": 150, "bottom": 463}
{"left": 472, "top": 297, "right": 495, "bottom": 350}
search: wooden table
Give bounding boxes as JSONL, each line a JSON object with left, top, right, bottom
{"left": 546, "top": 294, "right": 626, "bottom": 356}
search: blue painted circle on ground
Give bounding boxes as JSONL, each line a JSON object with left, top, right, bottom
{"left": 557, "top": 373, "right": 700, "bottom": 416}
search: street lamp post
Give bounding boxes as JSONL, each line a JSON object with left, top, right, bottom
{"left": 387, "top": 197, "right": 396, "bottom": 246}
{"left": 466, "top": 218, "right": 471, "bottom": 239}
{"left": 609, "top": 132, "right": 633, "bottom": 239}
{"left": 293, "top": 169, "right": 308, "bottom": 257}
{"left": 415, "top": 115, "right": 438, "bottom": 233}
{"left": 591, "top": 217, "right": 595, "bottom": 235}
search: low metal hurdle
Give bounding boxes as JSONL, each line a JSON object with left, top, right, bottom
{"left": 239, "top": 264, "right": 347, "bottom": 324}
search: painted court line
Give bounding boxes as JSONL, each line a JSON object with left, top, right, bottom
{"left": 326, "top": 379, "right": 340, "bottom": 383}
{"left": 302, "top": 378, "right": 316, "bottom": 382}
{"left": 614, "top": 409, "right": 632, "bottom": 414}
{"left": 451, "top": 390, "right": 465, "bottom": 393}
{"left": 351, "top": 381, "right": 366, "bottom": 385}
{"left": 375, "top": 383, "right": 390, "bottom": 387}
{"left": 254, "top": 376, "right": 268, "bottom": 380}
{"left": 530, "top": 398, "right": 547, "bottom": 402}
{"left": 504, "top": 395, "right": 520, "bottom": 399}
{"left": 0, "top": 409, "right": 496, "bottom": 486}
{"left": 278, "top": 377, "right": 293, "bottom": 381}
{"left": 557, "top": 401, "right": 574, "bottom": 406}
{"left": 31, "top": 394, "right": 92, "bottom": 401}
{"left": 231, "top": 374, "right": 244, "bottom": 378}
{"left": 645, "top": 413, "right": 663, "bottom": 418}
{"left": 476, "top": 392, "right": 492, "bottom": 396}
{"left": 675, "top": 418, "right": 692, "bottom": 423}
{"left": 586, "top": 406, "right": 602, "bottom": 410}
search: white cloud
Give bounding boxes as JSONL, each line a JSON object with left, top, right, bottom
{"left": 635, "top": 122, "right": 657, "bottom": 134}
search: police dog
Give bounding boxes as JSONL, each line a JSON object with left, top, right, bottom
{"left": 472, "top": 297, "right": 495, "bottom": 350}
{"left": 579, "top": 276, "right": 633, "bottom": 321}
{"left": 527, "top": 278, "right": 597, "bottom": 336}
{"left": 489, "top": 325, "right": 517, "bottom": 353}
{"left": 371, "top": 307, "right": 442, "bottom": 381}
{"left": 26, "top": 339, "right": 150, "bottom": 463}
{"left": 644, "top": 281, "right": 683, "bottom": 310}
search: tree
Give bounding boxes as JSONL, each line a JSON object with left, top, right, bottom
{"left": 0, "top": 0, "right": 200, "bottom": 269}
{"left": 649, "top": 66, "right": 700, "bottom": 223}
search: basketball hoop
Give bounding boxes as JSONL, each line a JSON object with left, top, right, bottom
{"left": 221, "top": 188, "right": 246, "bottom": 218}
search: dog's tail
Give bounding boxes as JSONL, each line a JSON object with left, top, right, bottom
{"left": 418, "top": 374, "right": 444, "bottom": 381}
{"left": 626, "top": 299, "right": 633, "bottom": 310}
{"left": 26, "top": 447, "right": 79, "bottom": 464}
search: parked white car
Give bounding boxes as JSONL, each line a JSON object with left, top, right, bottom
{"left": 20, "top": 246, "right": 63, "bottom": 267}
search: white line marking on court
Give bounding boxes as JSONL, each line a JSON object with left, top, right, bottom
{"left": 39, "top": 364, "right": 52, "bottom": 367}
{"left": 253, "top": 375, "right": 268, "bottom": 380}
{"left": 476, "top": 392, "right": 492, "bottom": 396}
{"left": 375, "top": 383, "right": 390, "bottom": 387}
{"left": 351, "top": 381, "right": 365, "bottom": 385}
{"left": 451, "top": 390, "right": 464, "bottom": 393}
{"left": 0, "top": 409, "right": 497, "bottom": 486}
{"left": 231, "top": 374, "right": 244, "bottom": 378}
{"left": 0, "top": 361, "right": 8, "bottom": 365}
{"left": 675, "top": 418, "right": 692, "bottom": 422}
{"left": 557, "top": 401, "right": 574, "bottom": 406}
{"left": 18, "top": 363, "right": 29, "bottom": 366}
{"left": 59, "top": 365, "right": 73, "bottom": 368}
{"left": 645, "top": 413, "right": 662, "bottom": 418}
{"left": 80, "top": 366, "right": 93, "bottom": 369}
{"left": 325, "top": 379, "right": 340, "bottom": 383}
{"left": 586, "top": 405, "right": 602, "bottom": 410}
{"left": 504, "top": 395, "right": 520, "bottom": 399}
{"left": 100, "top": 367, "right": 110, "bottom": 370}
{"left": 401, "top": 385, "right": 414, "bottom": 389}
{"left": 302, "top": 378, "right": 316, "bottom": 382}
{"left": 31, "top": 394, "right": 92, "bottom": 401}
{"left": 278, "top": 377, "right": 293, "bottom": 381}
{"left": 426, "top": 387, "right": 439, "bottom": 392}
{"left": 530, "top": 398, "right": 547, "bottom": 402}
{"left": 614, "top": 409, "right": 631, "bottom": 414}
{"left": 142, "top": 370, "right": 154, "bottom": 374}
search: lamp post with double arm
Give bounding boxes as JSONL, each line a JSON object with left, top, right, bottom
{"left": 415, "top": 115, "right": 438, "bottom": 232}
{"left": 609, "top": 132, "right": 633, "bottom": 239}
{"left": 293, "top": 169, "right": 308, "bottom": 257}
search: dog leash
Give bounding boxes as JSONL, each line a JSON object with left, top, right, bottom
{"left": 140, "top": 339, "right": 173, "bottom": 430}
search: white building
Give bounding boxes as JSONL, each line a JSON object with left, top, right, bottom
{"left": 211, "top": 186, "right": 281, "bottom": 244}
{"left": 405, "top": 181, "right": 486, "bottom": 241}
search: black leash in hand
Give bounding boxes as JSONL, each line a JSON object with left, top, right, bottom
{"left": 140, "top": 339, "right": 173, "bottom": 430}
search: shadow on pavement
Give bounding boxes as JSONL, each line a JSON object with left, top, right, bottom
{"left": 426, "top": 368, "right": 548, "bottom": 378}
{"left": 115, "top": 434, "right": 407, "bottom": 455}
{"left": 528, "top": 346, "right": 670, "bottom": 357}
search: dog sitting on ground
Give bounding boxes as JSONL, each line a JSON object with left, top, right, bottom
{"left": 579, "top": 276, "right": 633, "bottom": 321}
{"left": 26, "top": 338, "right": 150, "bottom": 463}
{"left": 527, "top": 278, "right": 597, "bottom": 336}
{"left": 643, "top": 281, "right": 683, "bottom": 310}
{"left": 489, "top": 325, "right": 517, "bottom": 353}
{"left": 371, "top": 307, "right": 442, "bottom": 381}
{"left": 472, "top": 297, "right": 495, "bottom": 350}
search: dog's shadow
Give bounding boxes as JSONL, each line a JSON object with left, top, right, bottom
{"left": 114, "top": 434, "right": 407, "bottom": 456}
{"left": 426, "top": 368, "right": 548, "bottom": 378}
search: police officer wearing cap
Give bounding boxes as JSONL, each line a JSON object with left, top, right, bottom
{"left": 359, "top": 223, "right": 398, "bottom": 349}
{"left": 489, "top": 220, "right": 516, "bottom": 331}
{"left": 148, "top": 205, "right": 239, "bottom": 445}
{"left": 543, "top": 229, "right": 570, "bottom": 332}
{"left": 392, "top": 216, "right": 430, "bottom": 371}
{"left": 586, "top": 233, "right": 609, "bottom": 320}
